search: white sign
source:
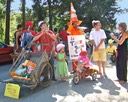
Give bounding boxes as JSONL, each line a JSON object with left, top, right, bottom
{"left": 68, "top": 35, "right": 86, "bottom": 60}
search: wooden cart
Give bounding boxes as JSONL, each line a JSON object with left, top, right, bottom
{"left": 8, "top": 41, "right": 53, "bottom": 90}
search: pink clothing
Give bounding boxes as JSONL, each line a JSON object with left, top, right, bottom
{"left": 78, "top": 56, "right": 92, "bottom": 67}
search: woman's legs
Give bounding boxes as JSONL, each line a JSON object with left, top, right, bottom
{"left": 116, "top": 58, "right": 127, "bottom": 82}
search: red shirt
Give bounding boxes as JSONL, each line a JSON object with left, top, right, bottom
{"left": 36, "top": 30, "right": 54, "bottom": 53}
{"left": 60, "top": 30, "right": 68, "bottom": 41}
{"left": 23, "top": 30, "right": 37, "bottom": 36}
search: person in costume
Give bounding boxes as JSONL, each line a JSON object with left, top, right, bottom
{"left": 67, "top": 3, "right": 84, "bottom": 73}
{"left": 33, "top": 21, "right": 57, "bottom": 81}
{"left": 21, "top": 21, "right": 37, "bottom": 51}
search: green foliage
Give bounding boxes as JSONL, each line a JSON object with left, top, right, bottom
{"left": 0, "top": 1, "right": 6, "bottom": 42}
{"left": 31, "top": 0, "right": 121, "bottom": 31}
{"left": 10, "top": 11, "right": 22, "bottom": 43}
{"left": 0, "top": 0, "right": 125, "bottom": 43}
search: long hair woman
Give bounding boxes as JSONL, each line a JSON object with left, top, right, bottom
{"left": 111, "top": 22, "right": 128, "bottom": 83}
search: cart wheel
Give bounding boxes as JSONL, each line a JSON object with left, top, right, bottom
{"left": 92, "top": 72, "right": 97, "bottom": 81}
{"left": 38, "top": 63, "right": 53, "bottom": 88}
{"left": 73, "top": 75, "right": 80, "bottom": 85}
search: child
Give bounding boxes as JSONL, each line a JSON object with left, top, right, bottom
{"left": 77, "top": 50, "right": 98, "bottom": 77}
{"left": 106, "top": 39, "right": 117, "bottom": 63}
{"left": 56, "top": 44, "right": 69, "bottom": 81}
{"left": 78, "top": 51, "right": 92, "bottom": 70}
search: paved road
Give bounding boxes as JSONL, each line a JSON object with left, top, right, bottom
{"left": 0, "top": 59, "right": 128, "bottom": 102}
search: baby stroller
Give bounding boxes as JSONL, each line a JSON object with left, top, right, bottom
{"left": 73, "top": 51, "right": 98, "bottom": 85}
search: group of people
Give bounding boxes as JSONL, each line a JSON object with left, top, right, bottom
{"left": 90, "top": 20, "right": 128, "bottom": 83}
{"left": 14, "top": 19, "right": 128, "bottom": 83}
{"left": 14, "top": 20, "right": 69, "bottom": 81}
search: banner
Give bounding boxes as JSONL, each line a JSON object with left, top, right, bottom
{"left": 4, "top": 83, "right": 20, "bottom": 99}
{"left": 68, "top": 35, "right": 86, "bottom": 60}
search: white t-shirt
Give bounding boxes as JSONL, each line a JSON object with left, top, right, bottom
{"left": 90, "top": 29, "right": 106, "bottom": 49}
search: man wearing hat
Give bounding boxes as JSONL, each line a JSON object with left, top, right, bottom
{"left": 67, "top": 3, "right": 84, "bottom": 73}
{"left": 34, "top": 21, "right": 57, "bottom": 81}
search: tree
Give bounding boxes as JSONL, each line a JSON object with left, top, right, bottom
{"left": 5, "top": 0, "right": 11, "bottom": 44}
{"left": 47, "top": 0, "right": 52, "bottom": 30}
{"left": 21, "top": 0, "right": 26, "bottom": 29}
{"left": 53, "top": 0, "right": 121, "bottom": 31}
{"left": 0, "top": 1, "right": 6, "bottom": 42}
{"left": 31, "top": 0, "right": 122, "bottom": 31}
{"left": 32, "top": 0, "right": 47, "bottom": 31}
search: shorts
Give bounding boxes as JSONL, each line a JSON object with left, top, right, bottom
{"left": 93, "top": 49, "right": 106, "bottom": 61}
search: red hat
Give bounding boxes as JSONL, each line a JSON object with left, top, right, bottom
{"left": 79, "top": 51, "right": 88, "bottom": 57}
{"left": 25, "top": 21, "right": 34, "bottom": 28}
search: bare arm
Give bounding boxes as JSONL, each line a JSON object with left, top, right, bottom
{"left": 91, "top": 40, "right": 96, "bottom": 48}
{"left": 16, "top": 32, "right": 20, "bottom": 49}
{"left": 97, "top": 39, "right": 105, "bottom": 48}
{"left": 111, "top": 33, "right": 128, "bottom": 45}
{"left": 33, "top": 33, "right": 43, "bottom": 41}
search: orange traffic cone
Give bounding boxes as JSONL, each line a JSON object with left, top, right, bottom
{"left": 70, "top": 3, "right": 82, "bottom": 25}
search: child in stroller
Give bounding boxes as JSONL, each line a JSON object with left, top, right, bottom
{"left": 73, "top": 50, "right": 98, "bottom": 84}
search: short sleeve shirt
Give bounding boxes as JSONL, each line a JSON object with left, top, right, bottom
{"left": 60, "top": 30, "right": 68, "bottom": 41}
{"left": 90, "top": 29, "right": 106, "bottom": 49}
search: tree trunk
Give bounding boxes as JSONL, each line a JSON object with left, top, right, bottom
{"left": 48, "top": 0, "right": 52, "bottom": 30}
{"left": 5, "top": 0, "right": 11, "bottom": 44}
{"left": 22, "top": 0, "right": 26, "bottom": 29}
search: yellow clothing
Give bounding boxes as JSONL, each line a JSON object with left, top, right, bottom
{"left": 106, "top": 45, "right": 117, "bottom": 54}
{"left": 93, "top": 49, "right": 106, "bottom": 61}
{"left": 67, "top": 25, "right": 83, "bottom": 35}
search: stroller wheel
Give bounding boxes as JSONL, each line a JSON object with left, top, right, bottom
{"left": 92, "top": 72, "right": 97, "bottom": 81}
{"left": 73, "top": 75, "right": 80, "bottom": 85}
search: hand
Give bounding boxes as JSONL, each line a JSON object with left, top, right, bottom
{"left": 110, "top": 33, "right": 115, "bottom": 39}
{"left": 45, "top": 31, "right": 49, "bottom": 35}
{"left": 94, "top": 47, "right": 98, "bottom": 51}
